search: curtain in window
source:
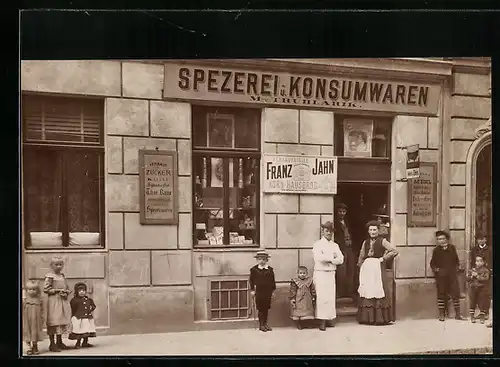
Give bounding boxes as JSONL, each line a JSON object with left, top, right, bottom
{"left": 24, "top": 149, "right": 63, "bottom": 247}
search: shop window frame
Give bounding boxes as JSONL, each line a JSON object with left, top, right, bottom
{"left": 208, "top": 277, "right": 251, "bottom": 321}
{"left": 192, "top": 105, "right": 261, "bottom": 249}
{"left": 22, "top": 94, "right": 105, "bottom": 250}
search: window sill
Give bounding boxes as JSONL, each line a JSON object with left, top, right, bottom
{"left": 193, "top": 246, "right": 262, "bottom": 252}
{"left": 24, "top": 248, "right": 107, "bottom": 254}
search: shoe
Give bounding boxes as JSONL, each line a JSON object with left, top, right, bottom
{"left": 264, "top": 324, "right": 272, "bottom": 331}
{"left": 49, "top": 344, "right": 60, "bottom": 352}
{"left": 319, "top": 320, "right": 326, "bottom": 331}
{"left": 57, "top": 343, "right": 70, "bottom": 350}
{"left": 480, "top": 315, "right": 485, "bottom": 324}
{"left": 486, "top": 323, "right": 492, "bottom": 328}
{"left": 82, "top": 343, "right": 93, "bottom": 348}
{"left": 259, "top": 322, "right": 267, "bottom": 332}
{"left": 455, "top": 314, "right": 466, "bottom": 321}
{"left": 438, "top": 310, "right": 445, "bottom": 322}
{"left": 26, "top": 349, "right": 33, "bottom": 355}
{"left": 327, "top": 320, "right": 336, "bottom": 328}
{"left": 471, "top": 315, "right": 476, "bottom": 323}
{"left": 296, "top": 323, "right": 302, "bottom": 330}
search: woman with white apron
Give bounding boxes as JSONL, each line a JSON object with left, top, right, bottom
{"left": 357, "top": 220, "right": 399, "bottom": 325}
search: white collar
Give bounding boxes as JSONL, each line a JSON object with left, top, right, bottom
{"left": 479, "top": 244, "right": 487, "bottom": 249}
{"left": 258, "top": 265, "right": 269, "bottom": 270}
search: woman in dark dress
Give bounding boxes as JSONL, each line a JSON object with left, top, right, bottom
{"left": 357, "top": 220, "right": 399, "bottom": 325}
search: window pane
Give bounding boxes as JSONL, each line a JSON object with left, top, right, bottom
{"left": 24, "top": 148, "right": 64, "bottom": 247}
{"left": 220, "top": 291, "right": 229, "bottom": 309}
{"left": 220, "top": 310, "right": 238, "bottom": 319}
{"left": 221, "top": 281, "right": 238, "bottom": 290}
{"left": 239, "top": 290, "right": 248, "bottom": 308}
{"left": 372, "top": 121, "right": 391, "bottom": 158}
{"left": 229, "top": 157, "right": 258, "bottom": 245}
{"left": 238, "top": 280, "right": 248, "bottom": 289}
{"left": 208, "top": 113, "right": 234, "bottom": 148}
{"left": 235, "top": 111, "right": 259, "bottom": 149}
{"left": 192, "top": 107, "right": 207, "bottom": 148}
{"left": 66, "top": 151, "right": 101, "bottom": 246}
{"left": 229, "top": 291, "right": 239, "bottom": 307}
{"left": 211, "top": 310, "right": 219, "bottom": 319}
{"left": 210, "top": 281, "right": 220, "bottom": 290}
{"left": 211, "top": 291, "right": 220, "bottom": 309}
{"left": 238, "top": 309, "right": 249, "bottom": 318}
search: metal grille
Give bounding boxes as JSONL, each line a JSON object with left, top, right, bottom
{"left": 209, "top": 280, "right": 250, "bottom": 320}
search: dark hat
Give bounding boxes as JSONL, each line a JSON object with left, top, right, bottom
{"left": 337, "top": 203, "right": 348, "bottom": 210}
{"left": 254, "top": 250, "right": 270, "bottom": 259}
{"left": 74, "top": 282, "right": 87, "bottom": 293}
{"left": 435, "top": 230, "right": 450, "bottom": 239}
{"left": 321, "top": 221, "right": 334, "bottom": 231}
{"left": 476, "top": 230, "right": 487, "bottom": 238}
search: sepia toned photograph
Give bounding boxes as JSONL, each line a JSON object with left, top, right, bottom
{"left": 20, "top": 57, "right": 492, "bottom": 356}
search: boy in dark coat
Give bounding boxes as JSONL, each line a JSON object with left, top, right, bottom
{"left": 249, "top": 250, "right": 276, "bottom": 332}
{"left": 469, "top": 232, "right": 492, "bottom": 320}
{"left": 467, "top": 255, "right": 491, "bottom": 324}
{"left": 430, "top": 230, "right": 466, "bottom": 321}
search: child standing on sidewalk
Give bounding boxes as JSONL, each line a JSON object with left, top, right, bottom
{"left": 289, "top": 266, "right": 316, "bottom": 329}
{"left": 249, "top": 251, "right": 276, "bottom": 332}
{"left": 69, "top": 282, "right": 97, "bottom": 348}
{"left": 467, "top": 255, "right": 491, "bottom": 324}
{"left": 23, "top": 280, "right": 44, "bottom": 355}
{"left": 43, "top": 257, "right": 72, "bottom": 352}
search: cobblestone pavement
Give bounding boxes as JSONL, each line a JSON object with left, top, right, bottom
{"left": 23, "top": 319, "right": 493, "bottom": 357}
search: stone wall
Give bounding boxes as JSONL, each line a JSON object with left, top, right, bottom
{"left": 448, "top": 71, "right": 491, "bottom": 266}
{"left": 391, "top": 114, "right": 443, "bottom": 319}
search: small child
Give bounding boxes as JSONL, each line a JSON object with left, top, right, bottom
{"left": 23, "top": 280, "right": 44, "bottom": 355}
{"left": 467, "top": 255, "right": 491, "bottom": 324}
{"left": 69, "top": 282, "right": 97, "bottom": 348}
{"left": 43, "top": 257, "right": 72, "bottom": 352}
{"left": 249, "top": 251, "right": 276, "bottom": 332}
{"left": 470, "top": 232, "right": 492, "bottom": 320}
{"left": 289, "top": 266, "right": 316, "bottom": 329}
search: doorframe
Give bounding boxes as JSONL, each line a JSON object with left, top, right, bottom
{"left": 464, "top": 127, "right": 492, "bottom": 275}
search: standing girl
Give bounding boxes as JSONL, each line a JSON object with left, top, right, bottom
{"left": 289, "top": 266, "right": 316, "bottom": 329}
{"left": 357, "top": 221, "right": 399, "bottom": 325}
{"left": 69, "top": 282, "right": 97, "bottom": 348}
{"left": 43, "top": 257, "right": 71, "bottom": 352}
{"left": 23, "top": 280, "right": 44, "bottom": 355}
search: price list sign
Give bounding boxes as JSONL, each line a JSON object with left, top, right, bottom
{"left": 139, "top": 150, "right": 178, "bottom": 225}
{"left": 407, "top": 163, "right": 437, "bottom": 227}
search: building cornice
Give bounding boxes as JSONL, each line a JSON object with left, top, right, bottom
{"left": 157, "top": 58, "right": 452, "bottom": 84}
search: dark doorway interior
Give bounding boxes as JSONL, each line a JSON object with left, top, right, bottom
{"left": 335, "top": 183, "right": 390, "bottom": 259}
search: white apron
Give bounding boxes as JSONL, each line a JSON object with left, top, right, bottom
{"left": 358, "top": 258, "right": 385, "bottom": 299}
{"left": 313, "top": 270, "right": 337, "bottom": 320}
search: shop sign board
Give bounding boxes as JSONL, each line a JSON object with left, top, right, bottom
{"left": 163, "top": 63, "right": 441, "bottom": 116}
{"left": 406, "top": 144, "right": 420, "bottom": 179}
{"left": 263, "top": 154, "right": 337, "bottom": 194}
{"left": 407, "top": 162, "right": 437, "bottom": 227}
{"left": 139, "top": 149, "right": 178, "bottom": 225}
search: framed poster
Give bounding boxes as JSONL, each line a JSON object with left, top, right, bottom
{"left": 343, "top": 119, "right": 373, "bottom": 157}
{"left": 207, "top": 113, "right": 234, "bottom": 148}
{"left": 139, "top": 149, "right": 178, "bottom": 225}
{"left": 407, "top": 162, "right": 437, "bottom": 227}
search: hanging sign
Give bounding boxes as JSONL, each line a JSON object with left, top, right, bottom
{"left": 163, "top": 62, "right": 441, "bottom": 116}
{"left": 139, "top": 149, "right": 178, "bottom": 225}
{"left": 407, "top": 163, "right": 437, "bottom": 227}
{"left": 263, "top": 154, "right": 337, "bottom": 194}
{"left": 406, "top": 144, "right": 420, "bottom": 179}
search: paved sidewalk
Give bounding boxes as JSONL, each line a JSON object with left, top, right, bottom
{"left": 24, "top": 319, "right": 493, "bottom": 356}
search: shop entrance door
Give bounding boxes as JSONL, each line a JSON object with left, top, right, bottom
{"left": 334, "top": 183, "right": 392, "bottom": 316}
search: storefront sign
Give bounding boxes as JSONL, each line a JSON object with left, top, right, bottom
{"left": 139, "top": 150, "right": 178, "bottom": 225}
{"left": 163, "top": 63, "right": 441, "bottom": 115}
{"left": 407, "top": 163, "right": 437, "bottom": 227}
{"left": 406, "top": 144, "right": 420, "bottom": 179}
{"left": 263, "top": 154, "right": 337, "bottom": 194}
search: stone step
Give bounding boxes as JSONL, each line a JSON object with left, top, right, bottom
{"left": 337, "top": 305, "right": 358, "bottom": 317}
{"left": 336, "top": 297, "right": 356, "bottom": 305}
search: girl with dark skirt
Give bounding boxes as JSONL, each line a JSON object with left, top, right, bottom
{"left": 357, "top": 220, "right": 399, "bottom": 325}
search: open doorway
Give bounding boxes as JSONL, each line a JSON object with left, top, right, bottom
{"left": 334, "top": 182, "right": 391, "bottom": 303}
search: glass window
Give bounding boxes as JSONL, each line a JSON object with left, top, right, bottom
{"left": 192, "top": 106, "right": 260, "bottom": 248}
{"left": 22, "top": 95, "right": 105, "bottom": 249}
{"left": 335, "top": 115, "right": 392, "bottom": 158}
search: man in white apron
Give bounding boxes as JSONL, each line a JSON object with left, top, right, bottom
{"left": 312, "top": 221, "right": 344, "bottom": 331}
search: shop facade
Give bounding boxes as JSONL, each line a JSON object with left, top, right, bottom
{"left": 21, "top": 58, "right": 491, "bottom": 335}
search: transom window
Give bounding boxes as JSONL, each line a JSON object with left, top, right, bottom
{"left": 192, "top": 106, "right": 261, "bottom": 248}
{"left": 335, "top": 115, "right": 393, "bottom": 159}
{"left": 22, "top": 95, "right": 105, "bottom": 249}
{"left": 210, "top": 280, "right": 250, "bottom": 320}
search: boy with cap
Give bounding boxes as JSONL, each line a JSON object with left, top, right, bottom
{"left": 469, "top": 231, "right": 492, "bottom": 321}
{"left": 249, "top": 251, "right": 276, "bottom": 332}
{"left": 430, "top": 230, "right": 466, "bottom": 321}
